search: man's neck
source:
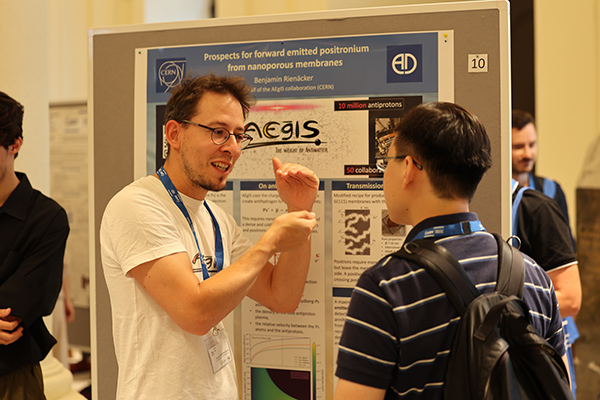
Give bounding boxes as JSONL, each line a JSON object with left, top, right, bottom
{"left": 408, "top": 196, "right": 470, "bottom": 227}
{"left": 513, "top": 172, "right": 530, "bottom": 187}
{"left": 0, "top": 171, "right": 20, "bottom": 207}
{"left": 156, "top": 162, "right": 208, "bottom": 201}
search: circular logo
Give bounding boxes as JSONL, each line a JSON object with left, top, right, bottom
{"left": 391, "top": 53, "right": 417, "bottom": 75}
{"left": 158, "top": 61, "right": 185, "bottom": 92}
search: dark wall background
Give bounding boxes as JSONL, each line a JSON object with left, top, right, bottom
{"left": 510, "top": 0, "right": 535, "bottom": 117}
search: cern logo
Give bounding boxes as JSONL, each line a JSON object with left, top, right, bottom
{"left": 156, "top": 59, "right": 186, "bottom": 93}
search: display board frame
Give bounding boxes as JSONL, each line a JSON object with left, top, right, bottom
{"left": 90, "top": 2, "right": 511, "bottom": 398}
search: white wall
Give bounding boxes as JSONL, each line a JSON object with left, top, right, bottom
{"left": 0, "top": 1, "right": 50, "bottom": 194}
{"left": 214, "top": 0, "right": 485, "bottom": 17}
{"left": 48, "top": 0, "right": 213, "bottom": 103}
{"left": 216, "top": 0, "right": 327, "bottom": 17}
{"left": 145, "top": 0, "right": 211, "bottom": 23}
{"left": 534, "top": 0, "right": 599, "bottom": 233}
{"left": 49, "top": 0, "right": 89, "bottom": 103}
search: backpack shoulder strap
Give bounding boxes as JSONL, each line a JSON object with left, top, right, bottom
{"left": 512, "top": 185, "right": 530, "bottom": 237}
{"left": 542, "top": 177, "right": 557, "bottom": 198}
{"left": 493, "top": 233, "right": 525, "bottom": 298}
{"left": 391, "top": 239, "right": 480, "bottom": 315}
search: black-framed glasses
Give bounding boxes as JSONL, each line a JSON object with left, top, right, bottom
{"left": 182, "top": 120, "right": 253, "bottom": 150}
{"left": 375, "top": 155, "right": 423, "bottom": 172}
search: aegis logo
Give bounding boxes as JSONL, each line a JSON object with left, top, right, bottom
{"left": 156, "top": 58, "right": 186, "bottom": 93}
{"left": 392, "top": 53, "right": 417, "bottom": 75}
{"left": 244, "top": 120, "right": 321, "bottom": 148}
{"left": 243, "top": 120, "right": 322, "bottom": 149}
{"left": 386, "top": 45, "right": 423, "bottom": 83}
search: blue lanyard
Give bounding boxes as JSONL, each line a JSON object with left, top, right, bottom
{"left": 412, "top": 220, "right": 486, "bottom": 240}
{"left": 157, "top": 167, "right": 224, "bottom": 280}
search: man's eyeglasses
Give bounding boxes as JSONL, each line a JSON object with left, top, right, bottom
{"left": 182, "top": 120, "right": 253, "bottom": 150}
{"left": 375, "top": 155, "right": 423, "bottom": 172}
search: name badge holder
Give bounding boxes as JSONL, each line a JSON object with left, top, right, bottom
{"left": 203, "top": 323, "right": 233, "bottom": 374}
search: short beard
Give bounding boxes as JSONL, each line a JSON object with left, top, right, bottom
{"left": 182, "top": 159, "right": 227, "bottom": 193}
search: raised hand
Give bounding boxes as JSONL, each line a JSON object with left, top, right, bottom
{"left": 272, "top": 157, "right": 319, "bottom": 212}
{"left": 261, "top": 210, "right": 317, "bottom": 254}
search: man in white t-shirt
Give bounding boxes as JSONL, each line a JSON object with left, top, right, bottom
{"left": 100, "top": 74, "right": 319, "bottom": 400}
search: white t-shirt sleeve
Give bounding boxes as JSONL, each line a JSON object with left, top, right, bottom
{"left": 101, "top": 183, "right": 187, "bottom": 276}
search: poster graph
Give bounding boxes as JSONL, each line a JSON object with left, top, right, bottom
{"left": 245, "top": 335, "right": 315, "bottom": 400}
{"left": 247, "top": 335, "right": 311, "bottom": 368}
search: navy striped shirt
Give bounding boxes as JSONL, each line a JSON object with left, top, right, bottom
{"left": 335, "top": 213, "right": 564, "bottom": 399}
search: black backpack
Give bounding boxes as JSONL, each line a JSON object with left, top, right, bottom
{"left": 392, "top": 233, "right": 572, "bottom": 399}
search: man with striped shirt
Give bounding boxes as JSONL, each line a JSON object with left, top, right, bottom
{"left": 334, "top": 102, "right": 566, "bottom": 400}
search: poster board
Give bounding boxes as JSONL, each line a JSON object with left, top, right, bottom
{"left": 90, "top": 2, "right": 510, "bottom": 399}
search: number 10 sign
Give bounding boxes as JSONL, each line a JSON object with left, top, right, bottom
{"left": 468, "top": 54, "right": 488, "bottom": 73}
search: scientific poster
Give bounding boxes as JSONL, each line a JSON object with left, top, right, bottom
{"left": 49, "top": 104, "right": 90, "bottom": 308}
{"left": 135, "top": 30, "right": 453, "bottom": 399}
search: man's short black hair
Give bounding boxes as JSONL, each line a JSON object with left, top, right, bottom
{"left": 0, "top": 91, "right": 24, "bottom": 149}
{"left": 393, "top": 102, "right": 492, "bottom": 201}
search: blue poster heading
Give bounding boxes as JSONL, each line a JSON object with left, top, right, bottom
{"left": 147, "top": 33, "right": 439, "bottom": 102}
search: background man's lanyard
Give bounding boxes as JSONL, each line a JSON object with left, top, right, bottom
{"left": 412, "top": 220, "right": 486, "bottom": 240}
{"left": 157, "top": 166, "right": 224, "bottom": 280}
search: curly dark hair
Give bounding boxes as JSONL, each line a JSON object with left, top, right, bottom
{"left": 164, "top": 73, "right": 255, "bottom": 124}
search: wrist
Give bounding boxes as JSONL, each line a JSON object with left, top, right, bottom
{"left": 254, "top": 231, "right": 277, "bottom": 259}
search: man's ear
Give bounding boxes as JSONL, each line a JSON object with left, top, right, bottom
{"left": 402, "top": 155, "right": 418, "bottom": 189}
{"left": 165, "top": 120, "right": 182, "bottom": 152}
{"left": 9, "top": 137, "right": 22, "bottom": 156}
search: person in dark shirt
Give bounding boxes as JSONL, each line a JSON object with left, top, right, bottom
{"left": 512, "top": 109, "right": 574, "bottom": 245}
{"left": 511, "top": 181, "right": 580, "bottom": 314}
{"left": 512, "top": 109, "right": 581, "bottom": 397}
{"left": 512, "top": 178, "right": 581, "bottom": 398}
{"left": 0, "top": 91, "right": 70, "bottom": 399}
